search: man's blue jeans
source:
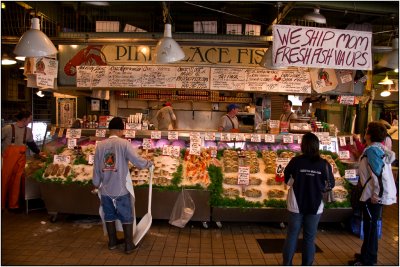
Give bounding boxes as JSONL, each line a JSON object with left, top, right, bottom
{"left": 282, "top": 211, "right": 321, "bottom": 266}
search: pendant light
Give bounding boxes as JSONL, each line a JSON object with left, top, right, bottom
{"left": 303, "top": 8, "right": 326, "bottom": 24}
{"left": 259, "top": 48, "right": 285, "bottom": 69}
{"left": 378, "top": 72, "right": 394, "bottom": 85}
{"left": 14, "top": 17, "right": 58, "bottom": 57}
{"left": 155, "top": 2, "right": 185, "bottom": 64}
{"left": 377, "top": 37, "right": 399, "bottom": 70}
{"left": 380, "top": 89, "right": 391, "bottom": 97}
{"left": 36, "top": 90, "right": 45, "bottom": 97}
{"left": 1, "top": 54, "right": 17, "bottom": 65}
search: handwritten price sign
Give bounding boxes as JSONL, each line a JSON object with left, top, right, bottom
{"left": 235, "top": 133, "right": 246, "bottom": 141}
{"left": 142, "top": 138, "right": 153, "bottom": 150}
{"left": 204, "top": 132, "right": 216, "bottom": 141}
{"left": 339, "top": 150, "right": 350, "bottom": 159}
{"left": 250, "top": 134, "right": 261, "bottom": 142}
{"left": 66, "top": 129, "right": 82, "bottom": 139}
{"left": 220, "top": 133, "right": 231, "bottom": 142}
{"left": 264, "top": 134, "right": 275, "bottom": 143}
{"left": 151, "top": 131, "right": 162, "bottom": 139}
{"left": 124, "top": 130, "right": 136, "bottom": 138}
{"left": 237, "top": 166, "right": 250, "bottom": 185}
{"left": 162, "top": 145, "right": 172, "bottom": 156}
{"left": 339, "top": 136, "right": 346, "bottom": 146}
{"left": 283, "top": 135, "right": 294, "bottom": 144}
{"left": 171, "top": 146, "right": 181, "bottom": 158}
{"left": 88, "top": 154, "right": 94, "bottom": 165}
{"left": 168, "top": 131, "right": 179, "bottom": 140}
{"left": 95, "top": 129, "right": 106, "bottom": 138}
{"left": 125, "top": 123, "right": 141, "bottom": 130}
{"left": 53, "top": 155, "right": 71, "bottom": 164}
{"left": 67, "top": 138, "right": 77, "bottom": 149}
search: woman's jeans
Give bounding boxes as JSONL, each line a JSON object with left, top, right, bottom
{"left": 360, "top": 201, "right": 383, "bottom": 265}
{"left": 283, "top": 211, "right": 321, "bottom": 266}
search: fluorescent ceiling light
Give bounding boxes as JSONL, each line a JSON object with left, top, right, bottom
{"left": 1, "top": 54, "right": 16, "bottom": 65}
{"left": 378, "top": 73, "right": 394, "bottom": 85}
{"left": 378, "top": 38, "right": 399, "bottom": 70}
{"left": 155, "top": 23, "right": 185, "bottom": 64}
{"left": 303, "top": 8, "right": 326, "bottom": 24}
{"left": 259, "top": 48, "right": 285, "bottom": 69}
{"left": 36, "top": 90, "right": 45, "bottom": 97}
{"left": 14, "top": 18, "right": 58, "bottom": 57}
{"left": 15, "top": 56, "right": 26, "bottom": 61}
{"left": 380, "top": 90, "right": 391, "bottom": 97}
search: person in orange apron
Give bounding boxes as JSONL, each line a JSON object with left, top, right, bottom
{"left": 1, "top": 110, "right": 45, "bottom": 210}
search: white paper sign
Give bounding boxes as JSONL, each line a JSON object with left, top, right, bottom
{"left": 210, "top": 146, "right": 217, "bottom": 158}
{"left": 250, "top": 134, "right": 261, "bottom": 142}
{"left": 339, "top": 136, "right": 346, "bottom": 146}
{"left": 283, "top": 135, "right": 294, "bottom": 144}
{"left": 276, "top": 158, "right": 290, "bottom": 179}
{"left": 124, "top": 130, "right": 136, "bottom": 138}
{"left": 340, "top": 96, "right": 355, "bottom": 105}
{"left": 264, "top": 134, "right": 275, "bottom": 143}
{"left": 204, "top": 132, "right": 216, "bottom": 141}
{"left": 67, "top": 138, "right": 77, "bottom": 149}
{"left": 162, "top": 145, "right": 172, "bottom": 156}
{"left": 237, "top": 166, "right": 250, "bottom": 185}
{"left": 295, "top": 134, "right": 304, "bottom": 144}
{"left": 95, "top": 129, "right": 106, "bottom": 137}
{"left": 349, "top": 136, "right": 354, "bottom": 145}
{"left": 235, "top": 133, "right": 246, "bottom": 141}
{"left": 88, "top": 154, "right": 94, "bottom": 165}
{"left": 272, "top": 24, "right": 372, "bottom": 70}
{"left": 53, "top": 155, "right": 71, "bottom": 164}
{"left": 142, "top": 138, "right": 153, "bottom": 150}
{"left": 171, "top": 146, "right": 181, "bottom": 158}
{"left": 151, "top": 131, "right": 162, "bottom": 139}
{"left": 125, "top": 123, "right": 141, "bottom": 130}
{"left": 345, "top": 169, "right": 358, "bottom": 185}
{"left": 66, "top": 129, "right": 82, "bottom": 139}
{"left": 339, "top": 150, "right": 351, "bottom": 159}
{"left": 320, "top": 136, "right": 332, "bottom": 145}
{"left": 189, "top": 141, "right": 201, "bottom": 156}
{"left": 269, "top": 120, "right": 280, "bottom": 129}
{"left": 168, "top": 131, "right": 179, "bottom": 140}
{"left": 220, "top": 133, "right": 231, "bottom": 142}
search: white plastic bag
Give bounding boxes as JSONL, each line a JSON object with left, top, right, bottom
{"left": 169, "top": 189, "right": 195, "bottom": 228}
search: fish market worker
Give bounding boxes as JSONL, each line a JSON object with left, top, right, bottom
{"left": 155, "top": 102, "right": 177, "bottom": 130}
{"left": 218, "top": 103, "right": 240, "bottom": 133}
{"left": 279, "top": 100, "right": 297, "bottom": 133}
{"left": 1, "top": 109, "right": 46, "bottom": 210}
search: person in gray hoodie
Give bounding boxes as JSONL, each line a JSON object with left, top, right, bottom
{"left": 349, "top": 121, "right": 397, "bottom": 266}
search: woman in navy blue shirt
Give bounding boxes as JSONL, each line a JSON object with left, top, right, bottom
{"left": 282, "top": 132, "right": 334, "bottom": 265}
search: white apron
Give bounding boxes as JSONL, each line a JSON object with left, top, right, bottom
{"left": 98, "top": 172, "right": 137, "bottom": 235}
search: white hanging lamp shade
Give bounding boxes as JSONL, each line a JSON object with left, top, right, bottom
{"left": 377, "top": 38, "right": 399, "bottom": 70}
{"left": 303, "top": 8, "right": 326, "bottom": 24}
{"left": 155, "top": 23, "right": 185, "bottom": 64}
{"left": 14, "top": 18, "right": 58, "bottom": 57}
{"left": 378, "top": 73, "right": 394, "bottom": 85}
{"left": 259, "top": 48, "right": 285, "bottom": 69}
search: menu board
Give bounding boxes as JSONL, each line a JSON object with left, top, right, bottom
{"left": 108, "top": 66, "right": 142, "bottom": 87}
{"left": 245, "top": 69, "right": 311, "bottom": 93}
{"left": 210, "top": 67, "right": 246, "bottom": 90}
{"left": 76, "top": 65, "right": 311, "bottom": 93}
{"left": 175, "top": 66, "right": 210, "bottom": 89}
{"left": 141, "top": 66, "right": 176, "bottom": 88}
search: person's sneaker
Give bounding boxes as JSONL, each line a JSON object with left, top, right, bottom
{"left": 348, "top": 260, "right": 363, "bottom": 266}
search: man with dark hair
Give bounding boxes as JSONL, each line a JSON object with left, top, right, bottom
{"left": 349, "top": 121, "right": 397, "bottom": 266}
{"left": 279, "top": 100, "right": 298, "bottom": 123}
{"left": 1, "top": 109, "right": 46, "bottom": 210}
{"left": 218, "top": 103, "right": 240, "bottom": 132}
{"left": 93, "top": 117, "right": 153, "bottom": 254}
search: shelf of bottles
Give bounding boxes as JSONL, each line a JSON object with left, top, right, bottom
{"left": 115, "top": 90, "right": 252, "bottom": 103}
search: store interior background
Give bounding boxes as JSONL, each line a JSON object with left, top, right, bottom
{"left": 1, "top": 1, "right": 399, "bottom": 157}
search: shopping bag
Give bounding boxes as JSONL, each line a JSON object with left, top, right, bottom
{"left": 169, "top": 189, "right": 195, "bottom": 228}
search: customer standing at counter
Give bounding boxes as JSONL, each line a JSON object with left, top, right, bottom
{"left": 1, "top": 109, "right": 46, "bottom": 210}
{"left": 155, "top": 102, "right": 177, "bottom": 130}
{"left": 92, "top": 117, "right": 153, "bottom": 254}
{"left": 282, "top": 132, "right": 334, "bottom": 266}
{"left": 218, "top": 103, "right": 240, "bottom": 132}
{"left": 349, "top": 122, "right": 397, "bottom": 266}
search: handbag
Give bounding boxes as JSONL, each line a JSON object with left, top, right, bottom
{"left": 322, "top": 163, "right": 335, "bottom": 203}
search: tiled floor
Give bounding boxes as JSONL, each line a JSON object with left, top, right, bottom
{"left": 1, "top": 203, "right": 398, "bottom": 266}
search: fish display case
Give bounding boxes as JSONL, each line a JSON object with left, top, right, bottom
{"left": 31, "top": 127, "right": 353, "bottom": 225}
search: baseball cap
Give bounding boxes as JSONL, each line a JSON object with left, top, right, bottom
{"left": 164, "top": 102, "right": 172, "bottom": 107}
{"left": 108, "top": 117, "right": 125, "bottom": 130}
{"left": 227, "top": 103, "right": 239, "bottom": 112}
